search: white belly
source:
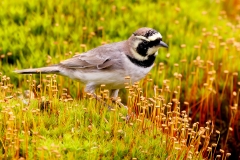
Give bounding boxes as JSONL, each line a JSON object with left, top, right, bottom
{"left": 60, "top": 57, "right": 153, "bottom": 89}
{"left": 73, "top": 71, "right": 126, "bottom": 89}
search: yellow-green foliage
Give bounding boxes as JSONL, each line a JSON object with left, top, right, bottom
{"left": 0, "top": 0, "right": 239, "bottom": 159}
{"left": 0, "top": 74, "right": 215, "bottom": 159}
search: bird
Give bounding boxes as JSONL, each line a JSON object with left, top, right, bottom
{"left": 15, "top": 27, "right": 168, "bottom": 100}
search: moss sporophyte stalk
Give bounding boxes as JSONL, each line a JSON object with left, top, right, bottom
{"left": 0, "top": 0, "right": 240, "bottom": 159}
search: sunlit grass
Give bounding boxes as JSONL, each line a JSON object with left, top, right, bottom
{"left": 0, "top": 73, "right": 221, "bottom": 159}
{"left": 0, "top": 0, "right": 240, "bottom": 159}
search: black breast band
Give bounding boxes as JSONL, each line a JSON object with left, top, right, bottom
{"left": 126, "top": 54, "right": 156, "bottom": 68}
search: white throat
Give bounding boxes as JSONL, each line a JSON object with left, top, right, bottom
{"left": 147, "top": 46, "right": 159, "bottom": 55}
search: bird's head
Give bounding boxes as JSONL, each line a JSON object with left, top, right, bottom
{"left": 128, "top": 27, "right": 168, "bottom": 61}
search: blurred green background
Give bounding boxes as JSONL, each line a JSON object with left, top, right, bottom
{"left": 0, "top": 0, "right": 240, "bottom": 159}
{"left": 1, "top": 0, "right": 239, "bottom": 76}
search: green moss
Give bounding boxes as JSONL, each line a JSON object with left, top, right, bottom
{"left": 0, "top": 0, "right": 240, "bottom": 159}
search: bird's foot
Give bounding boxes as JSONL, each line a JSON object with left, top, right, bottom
{"left": 110, "top": 98, "right": 128, "bottom": 110}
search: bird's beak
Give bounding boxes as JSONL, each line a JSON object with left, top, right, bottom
{"left": 159, "top": 41, "right": 168, "bottom": 48}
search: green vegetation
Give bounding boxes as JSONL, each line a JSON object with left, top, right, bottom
{"left": 0, "top": 75, "right": 213, "bottom": 159}
{"left": 0, "top": 0, "right": 239, "bottom": 159}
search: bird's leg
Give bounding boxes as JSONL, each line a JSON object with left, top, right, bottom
{"left": 88, "top": 89, "right": 130, "bottom": 121}
{"left": 91, "top": 93, "right": 101, "bottom": 101}
{"left": 91, "top": 93, "right": 113, "bottom": 110}
{"left": 109, "top": 89, "right": 119, "bottom": 99}
{"left": 85, "top": 84, "right": 112, "bottom": 109}
{"left": 85, "top": 84, "right": 127, "bottom": 110}
{"left": 110, "top": 89, "right": 128, "bottom": 110}
{"left": 109, "top": 89, "right": 131, "bottom": 121}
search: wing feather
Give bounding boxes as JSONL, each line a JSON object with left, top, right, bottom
{"left": 97, "top": 59, "right": 115, "bottom": 69}
{"left": 59, "top": 41, "right": 126, "bottom": 69}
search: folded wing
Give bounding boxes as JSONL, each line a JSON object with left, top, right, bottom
{"left": 60, "top": 43, "right": 122, "bottom": 69}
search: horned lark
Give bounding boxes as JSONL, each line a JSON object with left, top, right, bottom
{"left": 15, "top": 27, "right": 168, "bottom": 99}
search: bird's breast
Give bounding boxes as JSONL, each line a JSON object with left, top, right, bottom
{"left": 123, "top": 55, "right": 154, "bottom": 83}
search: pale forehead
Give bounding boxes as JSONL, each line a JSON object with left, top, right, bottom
{"left": 148, "top": 32, "right": 162, "bottom": 40}
{"left": 135, "top": 33, "right": 162, "bottom": 41}
{"left": 133, "top": 28, "right": 162, "bottom": 41}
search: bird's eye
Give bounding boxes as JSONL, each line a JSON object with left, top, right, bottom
{"left": 143, "top": 40, "right": 148, "bottom": 45}
{"left": 154, "top": 39, "right": 161, "bottom": 44}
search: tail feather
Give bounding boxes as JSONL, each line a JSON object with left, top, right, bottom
{"left": 14, "top": 65, "right": 60, "bottom": 74}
